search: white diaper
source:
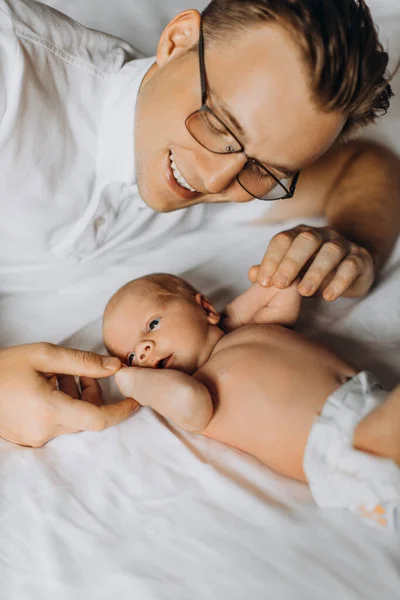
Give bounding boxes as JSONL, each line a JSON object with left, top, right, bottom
{"left": 303, "top": 371, "right": 400, "bottom": 533}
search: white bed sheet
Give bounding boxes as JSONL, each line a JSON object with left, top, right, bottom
{"left": 1, "top": 2, "right": 400, "bottom": 599}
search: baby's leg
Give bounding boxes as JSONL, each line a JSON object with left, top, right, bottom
{"left": 353, "top": 383, "right": 400, "bottom": 466}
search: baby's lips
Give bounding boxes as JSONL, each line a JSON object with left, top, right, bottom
{"left": 114, "top": 367, "right": 136, "bottom": 398}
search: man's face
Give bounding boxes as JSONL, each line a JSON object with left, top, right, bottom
{"left": 134, "top": 11, "right": 346, "bottom": 212}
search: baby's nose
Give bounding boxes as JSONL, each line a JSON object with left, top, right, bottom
{"left": 136, "top": 340, "right": 155, "bottom": 364}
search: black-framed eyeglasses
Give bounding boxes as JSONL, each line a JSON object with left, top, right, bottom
{"left": 185, "top": 21, "right": 300, "bottom": 201}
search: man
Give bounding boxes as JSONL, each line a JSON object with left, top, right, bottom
{"left": 0, "top": 0, "right": 399, "bottom": 446}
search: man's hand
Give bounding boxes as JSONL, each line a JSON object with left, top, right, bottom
{"left": 0, "top": 343, "right": 140, "bottom": 447}
{"left": 249, "top": 224, "right": 375, "bottom": 301}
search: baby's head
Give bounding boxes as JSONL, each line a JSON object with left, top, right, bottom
{"left": 103, "top": 274, "right": 223, "bottom": 374}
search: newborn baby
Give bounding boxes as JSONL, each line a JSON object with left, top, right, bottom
{"left": 103, "top": 273, "right": 400, "bottom": 532}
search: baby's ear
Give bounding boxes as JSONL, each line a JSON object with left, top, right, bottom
{"left": 195, "top": 293, "right": 220, "bottom": 325}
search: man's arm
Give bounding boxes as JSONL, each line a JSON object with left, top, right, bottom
{"left": 324, "top": 141, "right": 400, "bottom": 273}
{"left": 115, "top": 366, "right": 213, "bottom": 433}
{"left": 250, "top": 140, "right": 400, "bottom": 300}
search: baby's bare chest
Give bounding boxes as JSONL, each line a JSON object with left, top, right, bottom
{"left": 194, "top": 326, "right": 353, "bottom": 415}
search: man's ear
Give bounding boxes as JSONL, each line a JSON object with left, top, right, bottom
{"left": 195, "top": 293, "right": 220, "bottom": 325}
{"left": 156, "top": 10, "right": 201, "bottom": 67}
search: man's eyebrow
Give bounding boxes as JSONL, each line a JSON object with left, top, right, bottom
{"left": 208, "top": 87, "right": 300, "bottom": 179}
{"left": 263, "top": 162, "right": 299, "bottom": 179}
{"left": 208, "top": 86, "right": 248, "bottom": 142}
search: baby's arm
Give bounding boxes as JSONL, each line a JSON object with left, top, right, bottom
{"left": 115, "top": 367, "right": 213, "bottom": 433}
{"left": 223, "top": 280, "right": 302, "bottom": 332}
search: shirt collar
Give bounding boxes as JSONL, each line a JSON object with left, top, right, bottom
{"left": 95, "top": 56, "right": 156, "bottom": 190}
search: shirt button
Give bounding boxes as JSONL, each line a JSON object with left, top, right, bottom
{"left": 94, "top": 216, "right": 106, "bottom": 229}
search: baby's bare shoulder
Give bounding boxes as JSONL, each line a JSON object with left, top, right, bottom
{"left": 194, "top": 324, "right": 293, "bottom": 380}
{"left": 215, "top": 323, "right": 294, "bottom": 352}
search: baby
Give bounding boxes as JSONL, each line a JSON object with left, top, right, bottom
{"left": 103, "top": 273, "right": 400, "bottom": 532}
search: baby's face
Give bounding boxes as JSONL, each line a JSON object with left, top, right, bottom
{"left": 104, "top": 285, "right": 220, "bottom": 374}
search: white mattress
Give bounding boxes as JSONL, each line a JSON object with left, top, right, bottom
{"left": 1, "top": 2, "right": 400, "bottom": 599}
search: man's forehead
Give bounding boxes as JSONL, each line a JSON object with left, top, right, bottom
{"left": 202, "top": 24, "right": 345, "bottom": 171}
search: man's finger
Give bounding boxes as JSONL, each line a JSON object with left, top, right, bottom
{"left": 257, "top": 230, "right": 297, "bottom": 286}
{"left": 80, "top": 376, "right": 103, "bottom": 407}
{"left": 57, "top": 374, "right": 80, "bottom": 399}
{"left": 322, "top": 254, "right": 363, "bottom": 301}
{"left": 31, "top": 343, "right": 121, "bottom": 378}
{"left": 272, "top": 229, "right": 325, "bottom": 289}
{"left": 298, "top": 239, "right": 348, "bottom": 296}
{"left": 53, "top": 391, "right": 140, "bottom": 433}
{"left": 99, "top": 398, "right": 141, "bottom": 430}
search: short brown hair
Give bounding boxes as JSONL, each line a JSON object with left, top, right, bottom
{"left": 201, "top": 0, "right": 395, "bottom": 138}
{"left": 138, "top": 273, "right": 199, "bottom": 303}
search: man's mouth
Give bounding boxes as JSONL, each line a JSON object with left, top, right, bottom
{"left": 169, "top": 151, "right": 199, "bottom": 194}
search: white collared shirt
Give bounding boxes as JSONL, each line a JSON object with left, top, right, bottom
{"left": 0, "top": 0, "right": 205, "bottom": 292}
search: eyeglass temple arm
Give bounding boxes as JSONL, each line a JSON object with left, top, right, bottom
{"left": 198, "top": 22, "right": 207, "bottom": 106}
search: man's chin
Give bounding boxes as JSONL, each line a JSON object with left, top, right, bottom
{"left": 137, "top": 184, "right": 204, "bottom": 213}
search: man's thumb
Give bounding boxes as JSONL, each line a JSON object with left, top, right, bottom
{"left": 31, "top": 343, "right": 121, "bottom": 377}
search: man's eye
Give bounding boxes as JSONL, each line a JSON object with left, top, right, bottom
{"left": 148, "top": 318, "right": 160, "bottom": 331}
{"left": 127, "top": 352, "right": 135, "bottom": 366}
{"left": 201, "top": 112, "right": 227, "bottom": 136}
{"left": 252, "top": 164, "right": 269, "bottom": 180}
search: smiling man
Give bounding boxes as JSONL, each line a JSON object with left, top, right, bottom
{"left": 135, "top": 0, "right": 400, "bottom": 301}
{"left": 0, "top": 0, "right": 399, "bottom": 446}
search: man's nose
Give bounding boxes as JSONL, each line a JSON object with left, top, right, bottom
{"left": 200, "top": 152, "right": 247, "bottom": 195}
{"left": 136, "top": 340, "right": 155, "bottom": 365}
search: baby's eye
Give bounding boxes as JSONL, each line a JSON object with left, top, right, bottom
{"left": 148, "top": 318, "right": 160, "bottom": 331}
{"left": 126, "top": 352, "right": 135, "bottom": 366}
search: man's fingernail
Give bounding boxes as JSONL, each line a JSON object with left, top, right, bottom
{"left": 299, "top": 281, "right": 315, "bottom": 296}
{"left": 102, "top": 356, "right": 121, "bottom": 371}
{"left": 324, "top": 287, "right": 336, "bottom": 301}
{"left": 259, "top": 275, "right": 271, "bottom": 287}
{"left": 273, "top": 273, "right": 288, "bottom": 287}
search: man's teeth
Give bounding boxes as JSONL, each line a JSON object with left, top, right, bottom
{"left": 169, "top": 153, "right": 197, "bottom": 193}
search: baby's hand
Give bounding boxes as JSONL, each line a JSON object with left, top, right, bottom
{"left": 223, "top": 280, "right": 302, "bottom": 332}
{"left": 115, "top": 366, "right": 141, "bottom": 403}
{"left": 115, "top": 366, "right": 213, "bottom": 433}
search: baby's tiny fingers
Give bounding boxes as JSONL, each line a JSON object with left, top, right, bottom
{"left": 248, "top": 264, "right": 260, "bottom": 283}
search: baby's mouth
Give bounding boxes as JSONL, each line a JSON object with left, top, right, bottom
{"left": 155, "top": 355, "right": 172, "bottom": 369}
